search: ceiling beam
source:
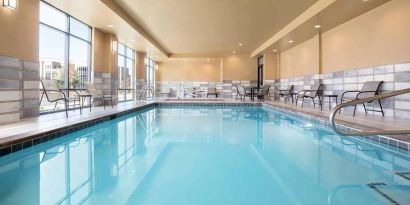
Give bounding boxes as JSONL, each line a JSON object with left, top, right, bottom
{"left": 251, "top": 0, "right": 335, "bottom": 58}
{"left": 100, "top": 0, "right": 170, "bottom": 57}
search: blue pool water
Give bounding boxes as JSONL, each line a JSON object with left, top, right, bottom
{"left": 0, "top": 106, "right": 409, "bottom": 205}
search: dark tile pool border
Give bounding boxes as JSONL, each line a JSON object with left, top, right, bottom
{"left": 0, "top": 101, "right": 409, "bottom": 157}
{"left": 0, "top": 103, "right": 155, "bottom": 157}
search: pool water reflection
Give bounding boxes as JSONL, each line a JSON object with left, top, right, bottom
{"left": 0, "top": 106, "right": 409, "bottom": 205}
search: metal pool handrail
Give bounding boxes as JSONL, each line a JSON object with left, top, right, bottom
{"left": 138, "top": 85, "right": 155, "bottom": 100}
{"left": 329, "top": 88, "right": 410, "bottom": 136}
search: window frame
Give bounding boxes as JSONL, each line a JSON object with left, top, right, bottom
{"left": 39, "top": 0, "right": 92, "bottom": 90}
{"left": 117, "top": 42, "right": 136, "bottom": 102}
{"left": 145, "top": 57, "right": 155, "bottom": 86}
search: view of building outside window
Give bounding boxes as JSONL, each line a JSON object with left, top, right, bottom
{"left": 39, "top": 1, "right": 92, "bottom": 112}
{"left": 118, "top": 43, "right": 135, "bottom": 102}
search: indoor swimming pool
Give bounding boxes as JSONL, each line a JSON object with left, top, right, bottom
{"left": 0, "top": 105, "right": 409, "bottom": 205}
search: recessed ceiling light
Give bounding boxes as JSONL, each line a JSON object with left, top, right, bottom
{"left": 314, "top": 25, "right": 321, "bottom": 28}
{"left": 233, "top": 51, "right": 237, "bottom": 54}
{"left": 238, "top": 43, "right": 243, "bottom": 46}
{"left": 288, "top": 40, "right": 294, "bottom": 43}
{"left": 362, "top": 0, "right": 369, "bottom": 2}
{"left": 273, "top": 50, "right": 278, "bottom": 52}
{"left": 107, "top": 25, "right": 114, "bottom": 28}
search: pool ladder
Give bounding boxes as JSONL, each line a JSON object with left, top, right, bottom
{"left": 329, "top": 88, "right": 410, "bottom": 136}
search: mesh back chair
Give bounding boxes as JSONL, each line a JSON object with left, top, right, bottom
{"left": 207, "top": 88, "right": 218, "bottom": 98}
{"left": 169, "top": 88, "right": 177, "bottom": 98}
{"left": 279, "top": 85, "right": 294, "bottom": 103}
{"left": 85, "top": 82, "right": 113, "bottom": 110}
{"left": 235, "top": 85, "right": 251, "bottom": 101}
{"left": 340, "top": 81, "right": 384, "bottom": 116}
{"left": 39, "top": 80, "right": 81, "bottom": 117}
{"left": 184, "top": 87, "right": 198, "bottom": 98}
{"left": 269, "top": 86, "right": 279, "bottom": 101}
{"left": 297, "top": 84, "right": 324, "bottom": 110}
{"left": 257, "top": 85, "right": 271, "bottom": 101}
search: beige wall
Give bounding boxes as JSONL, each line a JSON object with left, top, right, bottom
{"left": 322, "top": 0, "right": 410, "bottom": 73}
{"left": 156, "top": 54, "right": 258, "bottom": 82}
{"left": 136, "top": 52, "right": 146, "bottom": 80}
{"left": 223, "top": 54, "right": 257, "bottom": 81}
{"left": 92, "top": 28, "right": 118, "bottom": 74}
{"left": 0, "top": 0, "right": 39, "bottom": 61}
{"left": 93, "top": 28, "right": 110, "bottom": 72}
{"left": 264, "top": 53, "right": 279, "bottom": 80}
{"left": 274, "top": 0, "right": 410, "bottom": 78}
{"left": 279, "top": 35, "right": 320, "bottom": 78}
{"left": 156, "top": 61, "right": 221, "bottom": 82}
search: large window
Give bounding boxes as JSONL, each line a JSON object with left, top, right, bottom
{"left": 39, "top": 1, "right": 92, "bottom": 111}
{"left": 118, "top": 43, "right": 135, "bottom": 102}
{"left": 145, "top": 57, "right": 155, "bottom": 86}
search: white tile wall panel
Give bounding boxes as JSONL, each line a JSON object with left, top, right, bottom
{"left": 102, "top": 73, "right": 111, "bottom": 78}
{"left": 0, "top": 112, "right": 19, "bottom": 124}
{"left": 357, "top": 68, "right": 374, "bottom": 76}
{"left": 395, "top": 63, "right": 410, "bottom": 72}
{"left": 23, "top": 81, "right": 39, "bottom": 90}
{"left": 395, "top": 100, "right": 410, "bottom": 111}
{"left": 394, "top": 82, "right": 410, "bottom": 90}
{"left": 374, "top": 73, "right": 394, "bottom": 81}
{"left": 344, "top": 84, "right": 358, "bottom": 90}
{"left": 357, "top": 75, "right": 374, "bottom": 83}
{"left": 0, "top": 55, "right": 20, "bottom": 68}
{"left": 344, "top": 77, "right": 358, "bottom": 84}
{"left": 374, "top": 65, "right": 394, "bottom": 74}
{"left": 0, "top": 102, "right": 20, "bottom": 114}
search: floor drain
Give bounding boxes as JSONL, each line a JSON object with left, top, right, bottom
{"left": 367, "top": 183, "right": 401, "bottom": 205}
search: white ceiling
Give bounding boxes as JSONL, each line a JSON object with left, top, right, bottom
{"left": 44, "top": 0, "right": 391, "bottom": 60}
{"left": 115, "top": 0, "right": 319, "bottom": 55}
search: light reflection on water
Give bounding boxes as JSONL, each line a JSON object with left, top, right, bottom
{"left": 0, "top": 106, "right": 409, "bottom": 205}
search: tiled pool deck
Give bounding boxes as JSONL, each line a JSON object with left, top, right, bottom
{"left": 0, "top": 99, "right": 409, "bottom": 156}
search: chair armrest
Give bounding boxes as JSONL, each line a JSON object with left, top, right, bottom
{"left": 356, "top": 91, "right": 377, "bottom": 99}
{"left": 341, "top": 90, "right": 361, "bottom": 100}
{"left": 297, "top": 90, "right": 310, "bottom": 97}
{"left": 58, "top": 89, "right": 81, "bottom": 98}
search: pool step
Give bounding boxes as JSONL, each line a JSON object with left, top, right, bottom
{"left": 367, "top": 182, "right": 410, "bottom": 205}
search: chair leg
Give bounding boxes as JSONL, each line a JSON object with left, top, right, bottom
{"left": 302, "top": 98, "right": 305, "bottom": 107}
{"left": 378, "top": 100, "right": 385, "bottom": 116}
{"left": 91, "top": 99, "right": 95, "bottom": 111}
{"left": 363, "top": 103, "right": 367, "bottom": 114}
{"left": 353, "top": 105, "right": 357, "bottom": 117}
{"left": 53, "top": 102, "right": 58, "bottom": 111}
{"left": 39, "top": 92, "right": 44, "bottom": 105}
{"left": 319, "top": 97, "right": 323, "bottom": 111}
{"left": 64, "top": 101, "right": 68, "bottom": 118}
{"left": 111, "top": 98, "right": 113, "bottom": 108}
{"left": 103, "top": 97, "right": 106, "bottom": 109}
{"left": 78, "top": 99, "right": 82, "bottom": 114}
